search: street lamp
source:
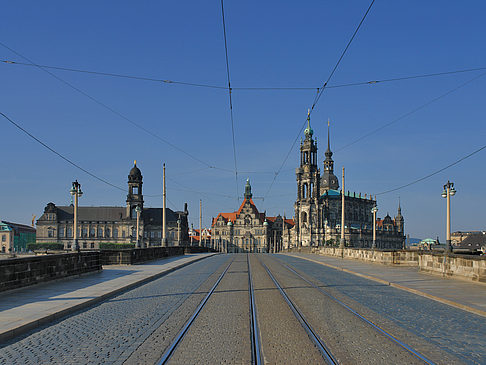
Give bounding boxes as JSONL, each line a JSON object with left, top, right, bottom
{"left": 69, "top": 180, "right": 83, "bottom": 252}
{"left": 442, "top": 180, "right": 456, "bottom": 253}
{"left": 135, "top": 205, "right": 142, "bottom": 248}
{"left": 371, "top": 206, "right": 378, "bottom": 249}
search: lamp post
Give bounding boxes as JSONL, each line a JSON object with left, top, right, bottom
{"left": 135, "top": 205, "right": 141, "bottom": 248}
{"left": 371, "top": 206, "right": 378, "bottom": 249}
{"left": 441, "top": 181, "right": 456, "bottom": 253}
{"left": 69, "top": 180, "right": 83, "bottom": 252}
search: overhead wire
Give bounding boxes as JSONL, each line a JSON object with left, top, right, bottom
{"left": 220, "top": 0, "right": 239, "bottom": 200}
{"left": 0, "top": 41, "right": 233, "bottom": 174}
{"left": 376, "top": 143, "right": 486, "bottom": 196}
{"left": 264, "top": 0, "right": 375, "bottom": 198}
{"left": 4, "top": 59, "right": 485, "bottom": 91}
{"left": 336, "top": 71, "right": 486, "bottom": 152}
{"left": 0, "top": 112, "right": 125, "bottom": 191}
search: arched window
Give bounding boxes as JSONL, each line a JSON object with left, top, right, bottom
{"left": 113, "top": 228, "right": 118, "bottom": 238}
{"left": 302, "top": 212, "right": 307, "bottom": 223}
{"left": 105, "top": 228, "right": 111, "bottom": 238}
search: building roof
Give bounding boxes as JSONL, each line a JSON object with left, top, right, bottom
{"left": 320, "top": 189, "right": 375, "bottom": 201}
{"left": 50, "top": 206, "right": 179, "bottom": 224}
{"left": 212, "top": 198, "right": 264, "bottom": 227}
{"left": 455, "top": 233, "right": 486, "bottom": 249}
{"left": 1, "top": 221, "right": 36, "bottom": 232}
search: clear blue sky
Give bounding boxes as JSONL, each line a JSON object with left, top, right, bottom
{"left": 1, "top": 1, "right": 485, "bottom": 240}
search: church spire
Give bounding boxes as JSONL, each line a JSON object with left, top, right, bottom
{"left": 244, "top": 178, "right": 253, "bottom": 200}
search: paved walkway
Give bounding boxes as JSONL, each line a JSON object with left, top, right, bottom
{"left": 0, "top": 253, "right": 216, "bottom": 342}
{"left": 284, "top": 253, "right": 486, "bottom": 318}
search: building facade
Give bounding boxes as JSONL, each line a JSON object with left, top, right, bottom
{"left": 290, "top": 113, "right": 405, "bottom": 249}
{"left": 211, "top": 179, "right": 294, "bottom": 253}
{"left": 36, "top": 162, "right": 189, "bottom": 250}
{"left": 0, "top": 221, "right": 36, "bottom": 253}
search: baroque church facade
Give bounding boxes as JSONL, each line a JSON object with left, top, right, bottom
{"left": 36, "top": 162, "right": 189, "bottom": 249}
{"left": 211, "top": 179, "right": 294, "bottom": 253}
{"left": 290, "top": 113, "right": 405, "bottom": 249}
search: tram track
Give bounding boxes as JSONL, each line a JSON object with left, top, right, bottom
{"left": 157, "top": 254, "right": 263, "bottom": 365}
{"left": 265, "top": 255, "right": 436, "bottom": 365}
{"left": 258, "top": 258, "right": 337, "bottom": 364}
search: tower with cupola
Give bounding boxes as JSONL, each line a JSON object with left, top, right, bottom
{"left": 294, "top": 111, "right": 322, "bottom": 247}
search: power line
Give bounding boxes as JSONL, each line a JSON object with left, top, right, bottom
{"left": 264, "top": 0, "right": 375, "bottom": 198}
{"left": 0, "top": 59, "right": 226, "bottom": 89}
{"left": 220, "top": 0, "right": 239, "bottom": 200}
{"left": 0, "top": 41, "right": 233, "bottom": 173}
{"left": 336, "top": 71, "right": 486, "bottom": 152}
{"left": 0, "top": 112, "right": 125, "bottom": 191}
{"left": 5, "top": 58, "right": 484, "bottom": 90}
{"left": 376, "top": 144, "right": 486, "bottom": 196}
{"left": 311, "top": 0, "right": 375, "bottom": 111}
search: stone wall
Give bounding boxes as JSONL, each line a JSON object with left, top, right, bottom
{"left": 419, "top": 252, "right": 486, "bottom": 283}
{"left": 100, "top": 246, "right": 215, "bottom": 265}
{"left": 0, "top": 252, "right": 101, "bottom": 292}
{"left": 285, "top": 246, "right": 486, "bottom": 283}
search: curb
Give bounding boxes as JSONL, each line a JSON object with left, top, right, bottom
{"left": 287, "top": 254, "right": 486, "bottom": 319}
{"left": 0, "top": 253, "right": 218, "bottom": 343}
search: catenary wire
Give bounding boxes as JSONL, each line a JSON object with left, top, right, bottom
{"left": 0, "top": 41, "right": 233, "bottom": 173}
{"left": 336, "top": 71, "right": 486, "bottom": 152}
{"left": 376, "top": 143, "right": 486, "bottom": 196}
{"left": 220, "top": 0, "right": 239, "bottom": 200}
{"left": 0, "top": 112, "right": 125, "bottom": 191}
{"left": 5, "top": 59, "right": 483, "bottom": 91}
{"left": 264, "top": 0, "right": 375, "bottom": 198}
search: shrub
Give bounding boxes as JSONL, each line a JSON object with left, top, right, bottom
{"left": 27, "top": 243, "right": 64, "bottom": 251}
{"left": 99, "top": 242, "right": 135, "bottom": 250}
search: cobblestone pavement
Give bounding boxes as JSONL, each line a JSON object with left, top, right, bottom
{"left": 167, "top": 255, "right": 252, "bottom": 364}
{"left": 250, "top": 255, "right": 326, "bottom": 364}
{"left": 261, "top": 255, "right": 429, "bottom": 364}
{"left": 0, "top": 255, "right": 230, "bottom": 365}
{"left": 275, "top": 254, "right": 486, "bottom": 365}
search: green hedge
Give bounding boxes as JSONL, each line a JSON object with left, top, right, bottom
{"left": 99, "top": 242, "right": 135, "bottom": 250}
{"left": 27, "top": 243, "right": 64, "bottom": 251}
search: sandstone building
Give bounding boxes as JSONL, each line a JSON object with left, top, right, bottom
{"left": 36, "top": 162, "right": 189, "bottom": 249}
{"left": 289, "top": 113, "right": 405, "bottom": 248}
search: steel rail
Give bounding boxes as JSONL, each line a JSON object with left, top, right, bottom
{"left": 157, "top": 257, "right": 234, "bottom": 365}
{"left": 277, "top": 258, "right": 435, "bottom": 365}
{"left": 247, "top": 254, "right": 263, "bottom": 365}
{"left": 259, "top": 259, "right": 337, "bottom": 365}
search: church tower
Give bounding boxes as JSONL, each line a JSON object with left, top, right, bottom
{"left": 126, "top": 161, "right": 144, "bottom": 219}
{"left": 320, "top": 120, "right": 339, "bottom": 194}
{"left": 294, "top": 111, "right": 322, "bottom": 247}
{"left": 395, "top": 199, "right": 404, "bottom": 234}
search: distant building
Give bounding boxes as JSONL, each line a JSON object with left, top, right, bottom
{"left": 452, "top": 231, "right": 486, "bottom": 253}
{"left": 36, "top": 162, "right": 189, "bottom": 250}
{"left": 451, "top": 231, "right": 486, "bottom": 245}
{"left": 211, "top": 179, "right": 293, "bottom": 252}
{"left": 290, "top": 113, "right": 405, "bottom": 248}
{"left": 0, "top": 221, "right": 36, "bottom": 253}
{"left": 189, "top": 227, "right": 211, "bottom": 246}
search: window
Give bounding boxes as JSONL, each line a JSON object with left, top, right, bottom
{"left": 91, "top": 243, "right": 95, "bottom": 249}
{"left": 83, "top": 242, "right": 87, "bottom": 249}
{"left": 1, "top": 235, "right": 5, "bottom": 242}
{"left": 67, "top": 227, "right": 73, "bottom": 238}
{"left": 150, "top": 231, "right": 155, "bottom": 238}
{"left": 131, "top": 208, "right": 137, "bottom": 219}
{"left": 122, "top": 230, "right": 126, "bottom": 238}
{"left": 48, "top": 228, "right": 54, "bottom": 238}
{"left": 59, "top": 227, "right": 65, "bottom": 238}
{"left": 97, "top": 228, "right": 103, "bottom": 237}
{"left": 113, "top": 228, "right": 118, "bottom": 238}
{"left": 157, "top": 231, "right": 161, "bottom": 238}
{"left": 90, "top": 228, "right": 95, "bottom": 237}
{"left": 82, "top": 228, "right": 88, "bottom": 238}
{"left": 105, "top": 228, "right": 111, "bottom": 238}
{"left": 133, "top": 186, "right": 138, "bottom": 195}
